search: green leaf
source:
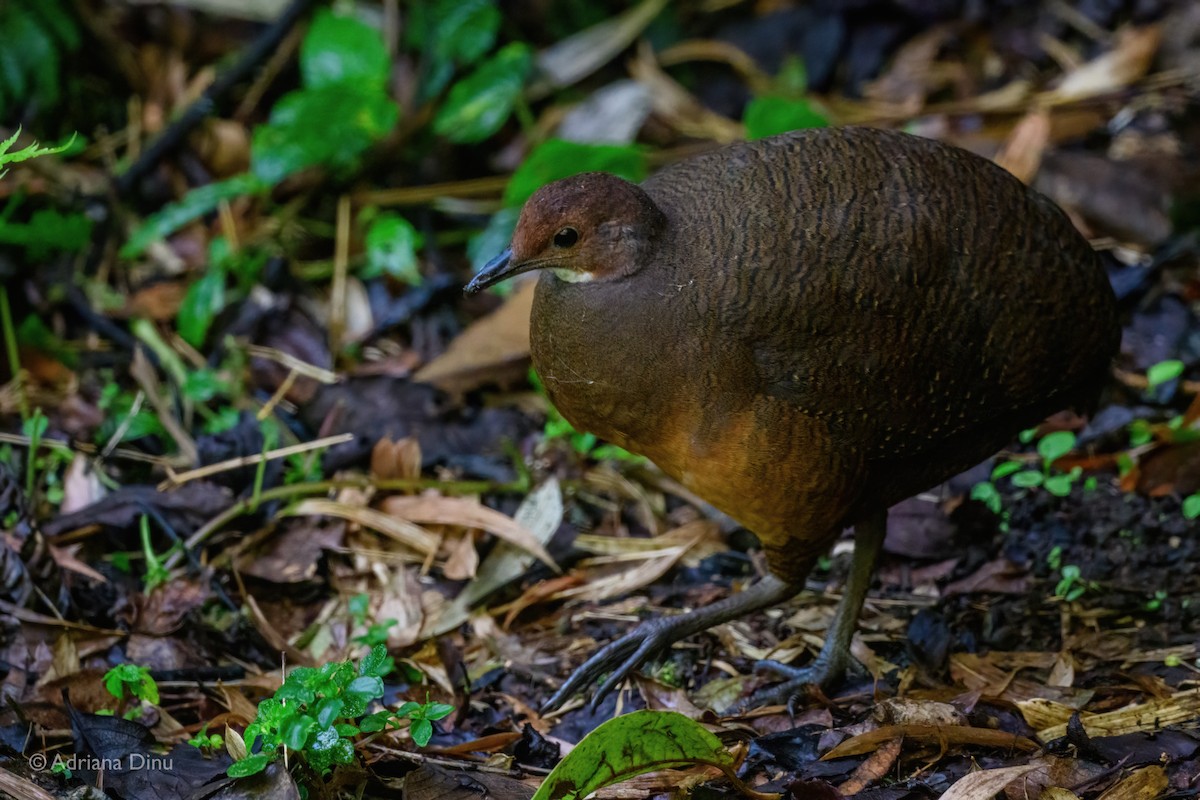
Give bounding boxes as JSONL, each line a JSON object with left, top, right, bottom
{"left": 359, "top": 710, "right": 393, "bottom": 732}
{"left": 0, "top": 129, "right": 76, "bottom": 170}
{"left": 411, "top": 717, "right": 433, "bottom": 747}
{"left": 969, "top": 481, "right": 1002, "bottom": 514}
{"left": 1010, "top": 470, "right": 1043, "bottom": 488}
{"left": 227, "top": 753, "right": 272, "bottom": 778}
{"left": 504, "top": 138, "right": 647, "bottom": 207}
{"left": 1043, "top": 474, "right": 1075, "bottom": 497}
{"left": 434, "top": 42, "right": 532, "bottom": 144}
{"left": 0, "top": 207, "right": 92, "bottom": 259}
{"left": 1037, "top": 430, "right": 1076, "bottom": 465}
{"left": 346, "top": 675, "right": 384, "bottom": 699}
{"left": 396, "top": 701, "right": 421, "bottom": 718}
{"left": 364, "top": 213, "right": 425, "bottom": 282}
{"left": 251, "top": 86, "right": 398, "bottom": 184}
{"left": 301, "top": 9, "right": 389, "bottom": 90}
{"left": 431, "top": 0, "right": 499, "bottom": 66}
{"left": 743, "top": 96, "right": 829, "bottom": 140}
{"left": 313, "top": 697, "right": 344, "bottom": 729}
{"left": 422, "top": 702, "right": 455, "bottom": 721}
{"left": 1146, "top": 359, "right": 1184, "bottom": 389}
{"left": 530, "top": 710, "right": 736, "bottom": 800}
{"left": 1184, "top": 494, "right": 1200, "bottom": 520}
{"left": 178, "top": 264, "right": 226, "bottom": 348}
{"left": 0, "top": 2, "right": 79, "bottom": 118}
{"left": 1128, "top": 419, "right": 1153, "bottom": 447}
{"left": 990, "top": 461, "right": 1024, "bottom": 480}
{"left": 280, "top": 714, "right": 316, "bottom": 751}
{"left": 358, "top": 644, "right": 393, "bottom": 678}
{"left": 121, "top": 173, "right": 266, "bottom": 258}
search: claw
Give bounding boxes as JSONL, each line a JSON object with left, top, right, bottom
{"left": 541, "top": 575, "right": 804, "bottom": 714}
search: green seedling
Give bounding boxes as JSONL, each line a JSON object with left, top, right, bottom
{"left": 1054, "top": 564, "right": 1095, "bottom": 602}
{"left": 139, "top": 515, "right": 171, "bottom": 592}
{"left": 228, "top": 645, "right": 453, "bottom": 781}
{"left": 103, "top": 663, "right": 160, "bottom": 720}
{"left": 188, "top": 724, "right": 224, "bottom": 754}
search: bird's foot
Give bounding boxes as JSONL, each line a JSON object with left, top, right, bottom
{"left": 734, "top": 654, "right": 864, "bottom": 715}
{"left": 540, "top": 616, "right": 685, "bottom": 714}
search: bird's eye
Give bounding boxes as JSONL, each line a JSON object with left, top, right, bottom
{"left": 553, "top": 227, "right": 579, "bottom": 248}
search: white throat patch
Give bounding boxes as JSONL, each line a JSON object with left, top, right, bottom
{"left": 552, "top": 268, "right": 594, "bottom": 283}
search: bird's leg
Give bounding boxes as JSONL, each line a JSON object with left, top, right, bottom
{"left": 541, "top": 573, "right": 804, "bottom": 713}
{"left": 746, "top": 508, "right": 886, "bottom": 709}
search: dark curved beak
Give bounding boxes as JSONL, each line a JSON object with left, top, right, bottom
{"left": 465, "top": 248, "right": 532, "bottom": 294}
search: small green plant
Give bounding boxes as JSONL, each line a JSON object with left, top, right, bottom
{"left": 1184, "top": 493, "right": 1200, "bottom": 520}
{"left": 50, "top": 761, "right": 72, "bottom": 779}
{"left": 347, "top": 594, "right": 399, "bottom": 647}
{"left": 1146, "top": 359, "right": 1184, "bottom": 391}
{"left": 1145, "top": 590, "right": 1168, "bottom": 613}
{"left": 394, "top": 696, "right": 456, "bottom": 747}
{"left": 1046, "top": 545, "right": 1063, "bottom": 571}
{"left": 1054, "top": 564, "right": 1094, "bottom": 602}
{"left": 975, "top": 431, "right": 1083, "bottom": 514}
{"left": 17, "top": 409, "right": 73, "bottom": 510}
{"left": 139, "top": 515, "right": 171, "bottom": 592}
{"left": 227, "top": 645, "right": 453, "bottom": 780}
{"left": 188, "top": 724, "right": 224, "bottom": 753}
{"left": 103, "top": 663, "right": 160, "bottom": 719}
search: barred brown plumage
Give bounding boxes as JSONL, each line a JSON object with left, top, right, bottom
{"left": 466, "top": 126, "right": 1119, "bottom": 713}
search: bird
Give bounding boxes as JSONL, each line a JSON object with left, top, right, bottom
{"left": 465, "top": 126, "right": 1120, "bottom": 712}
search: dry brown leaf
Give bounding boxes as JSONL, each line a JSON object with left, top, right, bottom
{"left": 382, "top": 494, "right": 558, "bottom": 571}
{"left": 995, "top": 109, "right": 1051, "bottom": 184}
{"left": 371, "top": 436, "right": 422, "bottom": 480}
{"left": 1017, "top": 698, "right": 1079, "bottom": 730}
{"left": 822, "top": 725, "right": 1039, "bottom": 760}
{"left": 532, "top": 0, "right": 670, "bottom": 95}
{"left": 291, "top": 498, "right": 439, "bottom": 556}
{"left": 1096, "top": 766, "right": 1168, "bottom": 800}
{"left": 426, "top": 478, "right": 564, "bottom": 637}
{"left": 863, "top": 26, "right": 956, "bottom": 112}
{"left": 838, "top": 737, "right": 902, "bottom": 796}
{"left": 377, "top": 566, "right": 427, "bottom": 648}
{"left": 628, "top": 41, "right": 743, "bottom": 143}
{"left": 415, "top": 279, "right": 536, "bottom": 395}
{"left": 875, "top": 698, "right": 967, "bottom": 728}
{"left": 941, "top": 765, "right": 1042, "bottom": 800}
{"left": 1041, "top": 789, "right": 1081, "bottom": 800}
{"left": 1048, "top": 25, "right": 1163, "bottom": 102}
{"left": 443, "top": 531, "right": 480, "bottom": 581}
{"left": 0, "top": 769, "right": 57, "bottom": 800}
{"left": 1037, "top": 687, "right": 1200, "bottom": 741}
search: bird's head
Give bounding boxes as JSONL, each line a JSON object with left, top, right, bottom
{"left": 465, "top": 172, "right": 666, "bottom": 294}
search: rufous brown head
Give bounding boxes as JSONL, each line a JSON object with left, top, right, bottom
{"left": 465, "top": 172, "right": 667, "bottom": 294}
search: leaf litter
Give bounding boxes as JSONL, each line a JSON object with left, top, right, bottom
{"left": 2, "top": 0, "right": 1200, "bottom": 798}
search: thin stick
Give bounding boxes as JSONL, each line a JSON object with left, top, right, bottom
{"left": 157, "top": 432, "right": 354, "bottom": 490}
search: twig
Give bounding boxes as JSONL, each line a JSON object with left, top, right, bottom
{"left": 245, "top": 345, "right": 339, "bottom": 384}
{"left": 157, "top": 432, "right": 354, "bottom": 490}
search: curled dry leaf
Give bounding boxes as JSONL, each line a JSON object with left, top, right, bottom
{"left": 994, "top": 109, "right": 1051, "bottom": 185}
{"left": 371, "top": 436, "right": 422, "bottom": 481}
{"left": 628, "top": 42, "right": 744, "bottom": 143}
{"left": 1047, "top": 25, "right": 1163, "bottom": 103}
{"left": 941, "top": 764, "right": 1041, "bottom": 800}
{"left": 414, "top": 279, "right": 536, "bottom": 396}
{"left": 532, "top": 0, "right": 670, "bottom": 96}
{"left": 290, "top": 498, "right": 439, "bottom": 556}
{"left": 382, "top": 494, "right": 558, "bottom": 572}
